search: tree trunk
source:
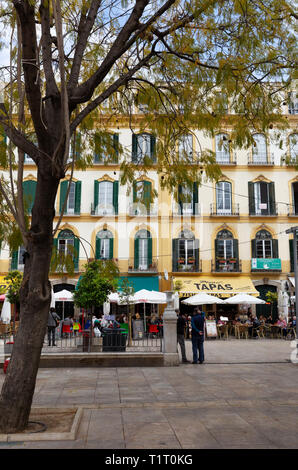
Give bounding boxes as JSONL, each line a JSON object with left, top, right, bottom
{"left": 0, "top": 172, "right": 59, "bottom": 433}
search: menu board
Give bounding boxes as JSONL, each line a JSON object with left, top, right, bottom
{"left": 205, "top": 320, "right": 217, "bottom": 338}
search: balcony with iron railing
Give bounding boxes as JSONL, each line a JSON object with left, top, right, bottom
{"left": 215, "top": 153, "right": 237, "bottom": 165}
{"left": 210, "top": 203, "right": 240, "bottom": 217}
{"left": 174, "top": 259, "right": 202, "bottom": 273}
{"left": 128, "top": 202, "right": 158, "bottom": 217}
{"left": 287, "top": 204, "right": 298, "bottom": 217}
{"left": 127, "top": 257, "right": 158, "bottom": 273}
{"left": 172, "top": 202, "right": 201, "bottom": 216}
{"left": 91, "top": 203, "right": 117, "bottom": 216}
{"left": 211, "top": 259, "right": 242, "bottom": 272}
{"left": 249, "top": 203, "right": 278, "bottom": 217}
{"left": 247, "top": 152, "right": 275, "bottom": 166}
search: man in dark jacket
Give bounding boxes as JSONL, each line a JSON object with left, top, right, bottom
{"left": 47, "top": 307, "right": 60, "bottom": 346}
{"left": 191, "top": 309, "right": 205, "bottom": 364}
{"left": 176, "top": 309, "right": 190, "bottom": 363}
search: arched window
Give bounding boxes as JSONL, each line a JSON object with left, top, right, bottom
{"left": 216, "top": 181, "right": 232, "bottom": 214}
{"left": 132, "top": 133, "right": 156, "bottom": 163}
{"left": 215, "top": 229, "right": 239, "bottom": 272}
{"left": 134, "top": 229, "right": 152, "bottom": 270}
{"left": 215, "top": 133, "right": 230, "bottom": 163}
{"left": 23, "top": 180, "right": 37, "bottom": 214}
{"left": 172, "top": 230, "right": 199, "bottom": 272}
{"left": 178, "top": 134, "right": 193, "bottom": 162}
{"left": 11, "top": 245, "right": 26, "bottom": 271}
{"left": 53, "top": 229, "right": 80, "bottom": 271}
{"left": 255, "top": 230, "right": 272, "bottom": 258}
{"left": 93, "top": 180, "right": 118, "bottom": 215}
{"left": 252, "top": 134, "right": 267, "bottom": 163}
{"left": 289, "top": 134, "right": 298, "bottom": 163}
{"left": 59, "top": 180, "right": 81, "bottom": 215}
{"left": 96, "top": 230, "right": 113, "bottom": 260}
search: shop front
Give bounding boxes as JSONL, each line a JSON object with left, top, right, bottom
{"left": 173, "top": 275, "right": 259, "bottom": 319}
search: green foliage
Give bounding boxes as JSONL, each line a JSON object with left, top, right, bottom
{"left": 72, "top": 260, "right": 115, "bottom": 309}
{"left": 118, "top": 277, "right": 135, "bottom": 305}
{"left": 4, "top": 270, "right": 23, "bottom": 304}
{"left": 266, "top": 291, "right": 278, "bottom": 304}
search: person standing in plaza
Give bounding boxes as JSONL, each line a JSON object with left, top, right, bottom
{"left": 47, "top": 307, "right": 60, "bottom": 346}
{"left": 191, "top": 309, "right": 205, "bottom": 364}
{"left": 176, "top": 309, "right": 190, "bottom": 363}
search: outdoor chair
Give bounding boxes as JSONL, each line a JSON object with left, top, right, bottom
{"left": 270, "top": 326, "right": 282, "bottom": 339}
{"left": 236, "top": 324, "right": 248, "bottom": 339}
{"left": 217, "top": 324, "right": 229, "bottom": 340}
{"left": 62, "top": 324, "right": 72, "bottom": 338}
{"left": 148, "top": 324, "right": 159, "bottom": 338}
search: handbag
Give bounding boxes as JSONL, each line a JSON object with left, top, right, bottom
{"left": 51, "top": 312, "right": 59, "bottom": 328}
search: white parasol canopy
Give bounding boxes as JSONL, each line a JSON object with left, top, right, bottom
{"left": 53, "top": 289, "right": 73, "bottom": 301}
{"left": 182, "top": 292, "right": 225, "bottom": 305}
{"left": 108, "top": 292, "right": 135, "bottom": 305}
{"left": 0, "top": 296, "right": 11, "bottom": 323}
{"left": 224, "top": 293, "right": 266, "bottom": 304}
{"left": 132, "top": 289, "right": 167, "bottom": 304}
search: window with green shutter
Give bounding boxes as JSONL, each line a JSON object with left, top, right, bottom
{"left": 134, "top": 229, "right": 151, "bottom": 269}
{"left": 23, "top": 180, "right": 37, "bottom": 214}
{"left": 132, "top": 133, "right": 156, "bottom": 163}
{"left": 95, "top": 230, "right": 113, "bottom": 260}
{"left": 59, "top": 180, "right": 81, "bottom": 214}
{"left": 94, "top": 132, "right": 119, "bottom": 164}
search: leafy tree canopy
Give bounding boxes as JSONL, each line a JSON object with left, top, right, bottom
{"left": 72, "top": 260, "right": 115, "bottom": 309}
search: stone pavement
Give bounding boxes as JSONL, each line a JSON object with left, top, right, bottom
{"left": 0, "top": 339, "right": 297, "bottom": 449}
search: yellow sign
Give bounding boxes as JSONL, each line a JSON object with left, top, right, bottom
{"left": 0, "top": 275, "right": 11, "bottom": 293}
{"left": 173, "top": 276, "right": 259, "bottom": 297}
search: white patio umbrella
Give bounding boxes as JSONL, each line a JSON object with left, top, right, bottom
{"left": 54, "top": 289, "right": 74, "bottom": 320}
{"left": 133, "top": 289, "right": 167, "bottom": 304}
{"left": 108, "top": 292, "right": 135, "bottom": 304}
{"left": 224, "top": 293, "right": 266, "bottom": 304}
{"left": 50, "top": 287, "right": 55, "bottom": 308}
{"left": 182, "top": 292, "right": 226, "bottom": 305}
{"left": 0, "top": 296, "right": 11, "bottom": 324}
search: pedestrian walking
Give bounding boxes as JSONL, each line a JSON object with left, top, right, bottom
{"left": 191, "top": 309, "right": 205, "bottom": 364}
{"left": 176, "top": 309, "right": 190, "bottom": 363}
{"left": 47, "top": 307, "right": 60, "bottom": 346}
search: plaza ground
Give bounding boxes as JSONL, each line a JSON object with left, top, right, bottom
{"left": 0, "top": 338, "right": 297, "bottom": 449}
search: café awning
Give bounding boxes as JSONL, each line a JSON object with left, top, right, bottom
{"left": 173, "top": 276, "right": 259, "bottom": 297}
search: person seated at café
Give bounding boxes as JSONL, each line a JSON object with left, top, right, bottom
{"left": 266, "top": 315, "right": 275, "bottom": 325}
{"left": 277, "top": 315, "right": 287, "bottom": 337}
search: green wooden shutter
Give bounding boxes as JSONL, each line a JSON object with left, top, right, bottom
{"left": 23, "top": 180, "right": 37, "bottom": 214}
{"left": 73, "top": 237, "right": 80, "bottom": 270}
{"left": 172, "top": 239, "right": 179, "bottom": 272}
{"left": 148, "top": 235, "right": 152, "bottom": 266}
{"left": 194, "top": 240, "right": 199, "bottom": 271}
{"left": 143, "top": 181, "right": 151, "bottom": 212}
{"left": 150, "top": 135, "right": 156, "bottom": 162}
{"left": 233, "top": 239, "right": 239, "bottom": 259}
{"left": 214, "top": 239, "right": 219, "bottom": 270}
{"left": 59, "top": 180, "right": 68, "bottom": 213}
{"left": 289, "top": 239, "right": 294, "bottom": 272}
{"left": 94, "top": 132, "right": 101, "bottom": 163}
{"left": 178, "top": 185, "right": 183, "bottom": 214}
{"left": 113, "top": 134, "right": 119, "bottom": 163}
{"left": 251, "top": 239, "right": 256, "bottom": 258}
{"left": 109, "top": 238, "right": 114, "bottom": 259}
{"left": 75, "top": 181, "right": 81, "bottom": 214}
{"left": 248, "top": 182, "right": 255, "bottom": 215}
{"left": 193, "top": 182, "right": 198, "bottom": 215}
{"left": 272, "top": 239, "right": 279, "bottom": 258}
{"left": 133, "top": 181, "right": 137, "bottom": 202}
{"left": 95, "top": 237, "right": 101, "bottom": 260}
{"left": 94, "top": 180, "right": 99, "bottom": 213}
{"left": 132, "top": 134, "right": 138, "bottom": 162}
{"left": 134, "top": 237, "right": 139, "bottom": 268}
{"left": 113, "top": 181, "right": 119, "bottom": 215}
{"left": 269, "top": 182, "right": 276, "bottom": 215}
{"left": 11, "top": 250, "right": 18, "bottom": 270}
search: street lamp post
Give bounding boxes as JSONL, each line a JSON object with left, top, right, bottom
{"left": 286, "top": 226, "right": 298, "bottom": 350}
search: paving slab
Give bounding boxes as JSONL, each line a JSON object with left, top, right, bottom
{"left": 0, "top": 339, "right": 297, "bottom": 449}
